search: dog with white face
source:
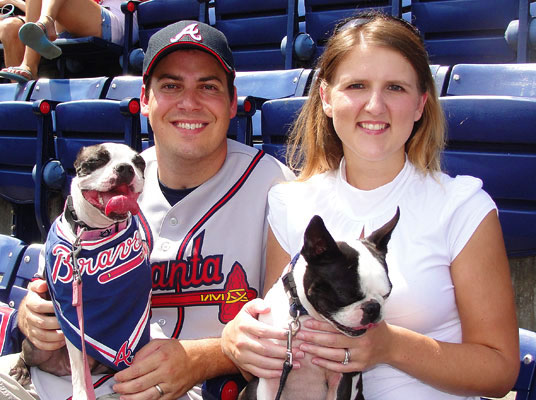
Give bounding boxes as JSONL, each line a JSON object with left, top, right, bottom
{"left": 241, "top": 209, "right": 399, "bottom": 400}
{"left": 10, "top": 143, "right": 152, "bottom": 400}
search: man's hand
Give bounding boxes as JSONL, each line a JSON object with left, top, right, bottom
{"left": 18, "top": 279, "right": 65, "bottom": 351}
{"left": 114, "top": 337, "right": 235, "bottom": 400}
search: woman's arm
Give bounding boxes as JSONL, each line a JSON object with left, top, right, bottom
{"left": 221, "top": 227, "right": 298, "bottom": 378}
{"left": 298, "top": 210, "right": 519, "bottom": 397}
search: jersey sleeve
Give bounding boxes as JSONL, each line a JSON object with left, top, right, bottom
{"left": 444, "top": 175, "right": 497, "bottom": 262}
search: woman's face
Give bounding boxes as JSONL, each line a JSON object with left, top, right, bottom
{"left": 320, "top": 42, "right": 427, "bottom": 176}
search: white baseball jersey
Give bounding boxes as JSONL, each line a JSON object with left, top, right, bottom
{"left": 30, "top": 140, "right": 293, "bottom": 400}
{"left": 142, "top": 139, "right": 293, "bottom": 399}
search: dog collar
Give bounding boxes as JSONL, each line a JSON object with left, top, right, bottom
{"left": 64, "top": 196, "right": 129, "bottom": 240}
{"left": 282, "top": 253, "right": 308, "bottom": 317}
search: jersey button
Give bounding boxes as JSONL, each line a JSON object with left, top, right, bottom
{"left": 158, "top": 318, "right": 166, "bottom": 326}
{"left": 170, "top": 217, "right": 178, "bottom": 226}
{"left": 161, "top": 242, "right": 170, "bottom": 251}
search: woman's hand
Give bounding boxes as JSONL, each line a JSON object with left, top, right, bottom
{"left": 221, "top": 298, "right": 303, "bottom": 378}
{"left": 296, "top": 319, "right": 393, "bottom": 373}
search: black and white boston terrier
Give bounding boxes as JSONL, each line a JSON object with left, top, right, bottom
{"left": 241, "top": 209, "right": 400, "bottom": 400}
{"left": 10, "top": 143, "right": 152, "bottom": 400}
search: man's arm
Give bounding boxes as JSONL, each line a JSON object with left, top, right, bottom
{"left": 113, "top": 337, "right": 238, "bottom": 399}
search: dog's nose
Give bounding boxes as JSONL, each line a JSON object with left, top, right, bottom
{"left": 362, "top": 300, "right": 381, "bottom": 324}
{"left": 115, "top": 163, "right": 135, "bottom": 184}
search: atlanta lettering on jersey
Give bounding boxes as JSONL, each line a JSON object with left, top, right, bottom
{"left": 152, "top": 231, "right": 223, "bottom": 290}
{"left": 150, "top": 230, "right": 258, "bottom": 328}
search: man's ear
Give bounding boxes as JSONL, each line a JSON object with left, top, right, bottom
{"left": 140, "top": 84, "right": 150, "bottom": 117}
{"left": 319, "top": 82, "right": 333, "bottom": 118}
{"left": 229, "top": 86, "right": 238, "bottom": 119}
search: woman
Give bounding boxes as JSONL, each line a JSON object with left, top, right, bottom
{"left": 0, "top": 0, "right": 136, "bottom": 82}
{"left": 222, "top": 12, "right": 519, "bottom": 399}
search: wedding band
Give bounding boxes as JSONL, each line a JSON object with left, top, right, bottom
{"left": 342, "top": 348, "right": 350, "bottom": 365}
{"left": 155, "top": 383, "right": 164, "bottom": 396}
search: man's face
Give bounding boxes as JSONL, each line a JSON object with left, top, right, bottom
{"left": 141, "top": 49, "right": 237, "bottom": 178}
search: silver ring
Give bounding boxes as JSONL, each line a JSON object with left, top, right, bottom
{"left": 155, "top": 383, "right": 164, "bottom": 397}
{"left": 342, "top": 348, "right": 350, "bottom": 365}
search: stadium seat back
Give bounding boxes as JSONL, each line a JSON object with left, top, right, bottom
{"left": 440, "top": 95, "right": 536, "bottom": 257}
{"left": 411, "top": 0, "right": 518, "bottom": 64}
{"left": 7, "top": 243, "right": 42, "bottom": 310}
{"left": 261, "top": 96, "right": 306, "bottom": 162}
{"left": 235, "top": 69, "right": 313, "bottom": 139}
{"left": 213, "top": 0, "right": 293, "bottom": 70}
{"left": 446, "top": 64, "right": 536, "bottom": 97}
{"left": 303, "top": 0, "right": 402, "bottom": 66}
{"left": 29, "top": 77, "right": 110, "bottom": 102}
{"left": 0, "top": 81, "right": 35, "bottom": 102}
{"left": 0, "top": 235, "right": 27, "bottom": 303}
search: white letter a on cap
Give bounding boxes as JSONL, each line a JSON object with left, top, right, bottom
{"left": 170, "top": 23, "right": 202, "bottom": 43}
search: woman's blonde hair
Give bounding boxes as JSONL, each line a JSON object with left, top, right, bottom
{"left": 287, "top": 12, "right": 445, "bottom": 180}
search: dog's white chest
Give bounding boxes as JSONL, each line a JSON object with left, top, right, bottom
{"left": 257, "top": 280, "right": 341, "bottom": 400}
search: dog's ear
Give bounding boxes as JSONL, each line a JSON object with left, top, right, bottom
{"left": 366, "top": 207, "right": 400, "bottom": 254}
{"left": 301, "top": 215, "right": 340, "bottom": 263}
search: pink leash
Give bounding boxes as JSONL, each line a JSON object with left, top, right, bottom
{"left": 72, "top": 232, "right": 97, "bottom": 400}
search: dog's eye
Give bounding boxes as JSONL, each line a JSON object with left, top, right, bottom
{"left": 76, "top": 158, "right": 108, "bottom": 176}
{"left": 133, "top": 154, "right": 146, "bottom": 174}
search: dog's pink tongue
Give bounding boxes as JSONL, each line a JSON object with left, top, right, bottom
{"left": 103, "top": 185, "right": 140, "bottom": 217}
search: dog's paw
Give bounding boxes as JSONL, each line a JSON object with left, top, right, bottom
{"left": 9, "top": 360, "right": 31, "bottom": 386}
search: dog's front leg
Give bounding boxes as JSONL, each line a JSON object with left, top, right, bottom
{"left": 66, "top": 339, "right": 91, "bottom": 400}
{"left": 333, "top": 372, "right": 364, "bottom": 400}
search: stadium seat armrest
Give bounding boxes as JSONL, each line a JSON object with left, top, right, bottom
{"left": 121, "top": 0, "right": 141, "bottom": 74}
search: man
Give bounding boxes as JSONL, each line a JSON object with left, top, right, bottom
{"left": 1, "top": 20, "right": 293, "bottom": 399}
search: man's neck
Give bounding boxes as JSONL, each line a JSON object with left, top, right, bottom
{"left": 156, "top": 146, "right": 227, "bottom": 190}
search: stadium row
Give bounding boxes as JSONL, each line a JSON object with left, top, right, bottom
{"left": 1, "top": 0, "right": 536, "bottom": 79}
{"left": 0, "top": 62, "right": 535, "bottom": 255}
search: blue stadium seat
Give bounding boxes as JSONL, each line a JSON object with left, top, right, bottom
{"left": 213, "top": 0, "right": 297, "bottom": 70}
{"left": 481, "top": 328, "right": 536, "bottom": 400}
{"left": 411, "top": 0, "right": 519, "bottom": 65}
{"left": 445, "top": 63, "right": 536, "bottom": 97}
{"left": 0, "top": 235, "right": 27, "bottom": 304}
{"left": 429, "top": 64, "right": 450, "bottom": 97}
{"left": 440, "top": 95, "right": 536, "bottom": 257}
{"left": 261, "top": 96, "right": 306, "bottom": 163}
{"left": 123, "top": 0, "right": 209, "bottom": 74}
{"left": 302, "top": 0, "right": 403, "bottom": 67}
{"left": 235, "top": 68, "right": 313, "bottom": 139}
{"left": 28, "top": 76, "right": 110, "bottom": 102}
{"left": 505, "top": 0, "right": 536, "bottom": 62}
{"left": 513, "top": 328, "right": 536, "bottom": 400}
{"left": 6, "top": 243, "right": 42, "bottom": 310}
{"left": 0, "top": 99, "right": 54, "bottom": 243}
{"left": 99, "top": 75, "right": 153, "bottom": 148}
{"left": 0, "top": 81, "right": 35, "bottom": 101}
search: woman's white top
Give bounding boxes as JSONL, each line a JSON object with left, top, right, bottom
{"left": 268, "top": 158, "right": 496, "bottom": 399}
